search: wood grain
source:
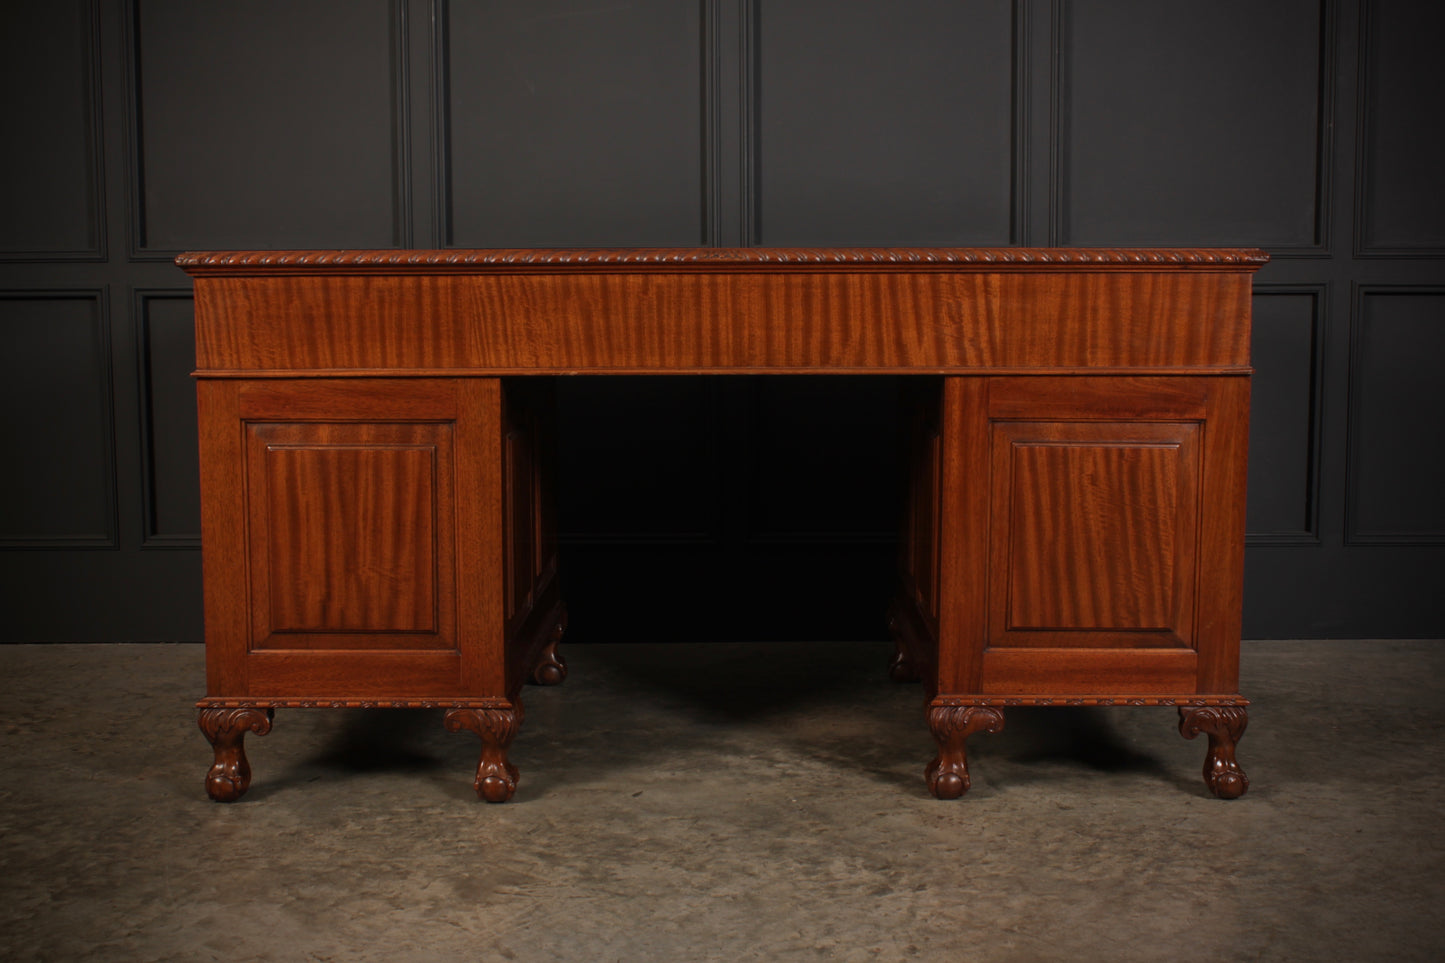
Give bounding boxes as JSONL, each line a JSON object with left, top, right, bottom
{"left": 187, "top": 247, "right": 1263, "bottom": 800}
{"left": 989, "top": 421, "right": 1200, "bottom": 646}
{"left": 189, "top": 260, "right": 1258, "bottom": 374}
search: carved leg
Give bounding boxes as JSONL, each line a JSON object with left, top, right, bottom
{"left": 197, "top": 707, "right": 274, "bottom": 802}
{"left": 445, "top": 705, "right": 523, "bottom": 802}
{"left": 530, "top": 611, "right": 568, "bottom": 686}
{"left": 1178, "top": 705, "right": 1249, "bottom": 799}
{"left": 925, "top": 705, "right": 1004, "bottom": 799}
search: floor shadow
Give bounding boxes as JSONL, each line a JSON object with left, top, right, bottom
{"left": 306, "top": 708, "right": 449, "bottom": 773}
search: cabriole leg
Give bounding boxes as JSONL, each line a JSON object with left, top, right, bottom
{"left": 198, "top": 707, "right": 274, "bottom": 802}
{"left": 1178, "top": 705, "right": 1249, "bottom": 799}
{"left": 445, "top": 705, "right": 523, "bottom": 802}
{"left": 925, "top": 705, "right": 1004, "bottom": 799}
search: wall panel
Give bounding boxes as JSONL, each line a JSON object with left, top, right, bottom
{"left": 0, "top": 293, "right": 115, "bottom": 547}
{"left": 1347, "top": 288, "right": 1445, "bottom": 544}
{"left": 757, "top": 0, "right": 1015, "bottom": 245}
{"left": 1059, "top": 0, "right": 1325, "bottom": 249}
{"left": 131, "top": 0, "right": 404, "bottom": 253}
{"left": 0, "top": 0, "right": 103, "bottom": 257}
{"left": 1356, "top": 0, "right": 1445, "bottom": 254}
{"left": 442, "top": 0, "right": 704, "bottom": 247}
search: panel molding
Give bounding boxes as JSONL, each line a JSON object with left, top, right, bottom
{"left": 1352, "top": 0, "right": 1445, "bottom": 258}
{"left": 1345, "top": 283, "right": 1445, "bottom": 545}
{"left": 703, "top": 0, "right": 725, "bottom": 247}
{"left": 1052, "top": 0, "right": 1334, "bottom": 256}
{"left": 987, "top": 420, "right": 1202, "bottom": 648}
{"left": 0, "top": 289, "right": 118, "bottom": 548}
{"left": 125, "top": 0, "right": 414, "bottom": 259}
{"left": 738, "top": 0, "right": 758, "bottom": 246}
{"left": 0, "top": 0, "right": 107, "bottom": 262}
{"left": 134, "top": 288, "right": 199, "bottom": 548}
{"left": 1011, "top": 0, "right": 1032, "bottom": 245}
{"left": 1246, "top": 283, "right": 1327, "bottom": 545}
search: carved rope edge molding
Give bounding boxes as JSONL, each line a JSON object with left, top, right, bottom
{"left": 175, "top": 247, "right": 1271, "bottom": 270}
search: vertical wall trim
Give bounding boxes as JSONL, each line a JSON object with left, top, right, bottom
{"left": 122, "top": 0, "right": 146, "bottom": 258}
{"left": 433, "top": 0, "right": 453, "bottom": 247}
{"left": 702, "top": 0, "right": 722, "bottom": 246}
{"left": 740, "top": 0, "right": 759, "bottom": 246}
{"left": 1312, "top": 0, "right": 1337, "bottom": 251}
{"left": 392, "top": 0, "right": 414, "bottom": 249}
{"left": 1047, "top": 0, "right": 1064, "bottom": 247}
{"left": 1011, "top": 0, "right": 1029, "bottom": 245}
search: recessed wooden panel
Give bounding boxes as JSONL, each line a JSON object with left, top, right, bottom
{"left": 0, "top": 294, "right": 114, "bottom": 545}
{"left": 137, "top": 293, "right": 199, "bottom": 544}
{"left": 0, "top": 0, "right": 101, "bottom": 255}
{"left": 244, "top": 422, "right": 454, "bottom": 647}
{"left": 1358, "top": 0, "right": 1445, "bottom": 252}
{"left": 988, "top": 421, "right": 1201, "bottom": 647}
{"left": 1348, "top": 290, "right": 1445, "bottom": 543}
{"left": 133, "top": 0, "right": 400, "bottom": 251}
{"left": 1061, "top": 0, "right": 1323, "bottom": 247}
{"left": 758, "top": 0, "right": 1014, "bottom": 245}
{"left": 1247, "top": 290, "right": 1321, "bottom": 539}
{"left": 444, "top": 0, "right": 702, "bottom": 247}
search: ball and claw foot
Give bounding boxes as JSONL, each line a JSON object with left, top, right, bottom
{"left": 198, "top": 707, "right": 274, "bottom": 802}
{"left": 1178, "top": 705, "right": 1249, "bottom": 799}
{"left": 925, "top": 705, "right": 1005, "bottom": 799}
{"left": 445, "top": 706, "right": 522, "bottom": 803}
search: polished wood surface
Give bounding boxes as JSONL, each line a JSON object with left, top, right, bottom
{"left": 180, "top": 248, "right": 1260, "bottom": 375}
{"left": 183, "top": 247, "right": 1265, "bottom": 802}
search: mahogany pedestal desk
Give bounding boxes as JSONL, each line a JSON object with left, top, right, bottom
{"left": 179, "top": 247, "right": 1266, "bottom": 804}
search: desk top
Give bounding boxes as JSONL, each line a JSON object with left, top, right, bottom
{"left": 181, "top": 247, "right": 1267, "bottom": 376}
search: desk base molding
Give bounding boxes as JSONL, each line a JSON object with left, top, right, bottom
{"left": 196, "top": 698, "right": 514, "bottom": 710}
{"left": 929, "top": 695, "right": 1250, "bottom": 708}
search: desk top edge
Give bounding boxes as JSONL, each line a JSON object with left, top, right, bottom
{"left": 177, "top": 247, "right": 1270, "bottom": 276}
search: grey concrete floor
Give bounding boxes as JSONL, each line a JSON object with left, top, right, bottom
{"left": 1, "top": 639, "right": 1442, "bottom": 962}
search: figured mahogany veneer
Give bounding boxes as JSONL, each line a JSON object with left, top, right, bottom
{"left": 183, "top": 247, "right": 1265, "bottom": 803}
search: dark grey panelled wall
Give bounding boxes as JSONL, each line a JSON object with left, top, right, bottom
{"left": 1, "top": 0, "right": 1441, "bottom": 641}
